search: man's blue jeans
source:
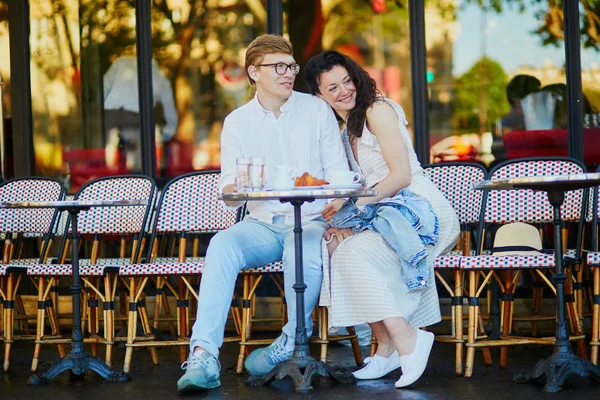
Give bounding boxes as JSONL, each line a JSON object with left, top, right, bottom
{"left": 190, "top": 215, "right": 327, "bottom": 358}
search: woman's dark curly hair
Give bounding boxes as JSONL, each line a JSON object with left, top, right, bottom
{"left": 304, "top": 50, "right": 381, "bottom": 139}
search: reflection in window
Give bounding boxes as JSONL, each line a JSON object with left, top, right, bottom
{"left": 30, "top": 0, "right": 82, "bottom": 190}
{"left": 429, "top": 1, "right": 600, "bottom": 168}
{"left": 151, "top": 1, "right": 265, "bottom": 180}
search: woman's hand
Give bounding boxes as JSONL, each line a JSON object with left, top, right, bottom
{"left": 324, "top": 227, "right": 355, "bottom": 244}
{"left": 321, "top": 199, "right": 345, "bottom": 223}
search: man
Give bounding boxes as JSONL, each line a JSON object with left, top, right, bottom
{"left": 177, "top": 34, "right": 349, "bottom": 392}
{"left": 103, "top": 54, "right": 178, "bottom": 171}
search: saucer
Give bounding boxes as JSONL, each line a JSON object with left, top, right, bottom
{"left": 293, "top": 186, "right": 322, "bottom": 190}
{"left": 322, "top": 183, "right": 362, "bottom": 190}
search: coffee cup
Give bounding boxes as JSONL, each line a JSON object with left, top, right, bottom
{"left": 272, "top": 165, "right": 296, "bottom": 190}
{"left": 326, "top": 171, "right": 361, "bottom": 185}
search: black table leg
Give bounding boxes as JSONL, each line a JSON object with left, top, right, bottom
{"left": 514, "top": 190, "right": 600, "bottom": 392}
{"left": 28, "top": 208, "right": 129, "bottom": 385}
{"left": 247, "top": 199, "right": 355, "bottom": 393}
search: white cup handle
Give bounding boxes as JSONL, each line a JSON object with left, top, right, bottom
{"left": 352, "top": 172, "right": 361, "bottom": 183}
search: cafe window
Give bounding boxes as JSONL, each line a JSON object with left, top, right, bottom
{"left": 428, "top": 1, "right": 600, "bottom": 168}
{"left": 152, "top": 0, "right": 265, "bottom": 182}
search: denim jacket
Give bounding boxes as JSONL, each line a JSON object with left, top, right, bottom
{"left": 329, "top": 189, "right": 439, "bottom": 291}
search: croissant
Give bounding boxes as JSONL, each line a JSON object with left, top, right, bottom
{"left": 294, "top": 172, "right": 328, "bottom": 187}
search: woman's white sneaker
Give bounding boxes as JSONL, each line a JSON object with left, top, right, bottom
{"left": 395, "top": 329, "right": 435, "bottom": 388}
{"left": 352, "top": 350, "right": 401, "bottom": 380}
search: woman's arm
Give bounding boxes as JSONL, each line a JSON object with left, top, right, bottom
{"left": 355, "top": 101, "right": 411, "bottom": 206}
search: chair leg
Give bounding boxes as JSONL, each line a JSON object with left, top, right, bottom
{"left": 104, "top": 274, "right": 115, "bottom": 368}
{"left": 500, "top": 271, "right": 515, "bottom": 369}
{"left": 369, "top": 332, "right": 377, "bottom": 357}
{"left": 346, "top": 326, "right": 363, "bottom": 366}
{"left": 31, "top": 278, "right": 46, "bottom": 373}
{"left": 531, "top": 272, "right": 543, "bottom": 337}
{"left": 138, "top": 295, "right": 159, "bottom": 366}
{"left": 591, "top": 266, "right": 599, "bottom": 365}
{"left": 454, "top": 269, "right": 464, "bottom": 376}
{"left": 319, "top": 307, "right": 329, "bottom": 363}
{"left": 123, "top": 279, "right": 139, "bottom": 374}
{"left": 465, "top": 270, "right": 478, "bottom": 378}
{"left": 45, "top": 295, "right": 65, "bottom": 359}
{"left": 3, "top": 273, "right": 16, "bottom": 372}
{"left": 15, "top": 294, "right": 32, "bottom": 335}
{"left": 236, "top": 275, "right": 251, "bottom": 374}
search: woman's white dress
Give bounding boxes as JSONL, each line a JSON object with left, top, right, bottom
{"left": 320, "top": 99, "right": 460, "bottom": 329}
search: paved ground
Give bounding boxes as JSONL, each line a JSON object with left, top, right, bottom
{"left": 1, "top": 334, "right": 599, "bottom": 399}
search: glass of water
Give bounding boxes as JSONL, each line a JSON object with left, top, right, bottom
{"left": 236, "top": 158, "right": 251, "bottom": 192}
{"left": 250, "top": 157, "right": 266, "bottom": 191}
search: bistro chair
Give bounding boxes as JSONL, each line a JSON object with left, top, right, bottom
{"left": 0, "top": 177, "right": 65, "bottom": 372}
{"left": 423, "top": 162, "right": 490, "bottom": 376}
{"left": 119, "top": 171, "right": 244, "bottom": 374}
{"left": 25, "top": 175, "right": 155, "bottom": 371}
{"left": 461, "top": 157, "right": 588, "bottom": 378}
{"left": 585, "top": 166, "right": 600, "bottom": 364}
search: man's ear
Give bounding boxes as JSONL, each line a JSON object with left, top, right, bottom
{"left": 248, "top": 65, "right": 259, "bottom": 82}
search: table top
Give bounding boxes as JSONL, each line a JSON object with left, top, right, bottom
{"left": 221, "top": 187, "right": 377, "bottom": 201}
{"left": 0, "top": 199, "right": 148, "bottom": 209}
{"left": 474, "top": 173, "right": 600, "bottom": 192}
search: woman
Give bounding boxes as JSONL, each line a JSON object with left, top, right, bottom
{"left": 304, "top": 50, "right": 460, "bottom": 388}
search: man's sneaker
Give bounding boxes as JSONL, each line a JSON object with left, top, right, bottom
{"left": 177, "top": 350, "right": 221, "bottom": 392}
{"left": 352, "top": 350, "right": 401, "bottom": 380}
{"left": 244, "top": 333, "right": 294, "bottom": 376}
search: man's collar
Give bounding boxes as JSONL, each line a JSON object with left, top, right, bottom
{"left": 252, "top": 92, "right": 296, "bottom": 118}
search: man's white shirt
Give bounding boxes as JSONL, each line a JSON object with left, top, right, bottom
{"left": 219, "top": 91, "right": 350, "bottom": 224}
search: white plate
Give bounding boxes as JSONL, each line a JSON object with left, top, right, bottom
{"left": 322, "top": 183, "right": 362, "bottom": 190}
{"left": 293, "top": 186, "right": 322, "bottom": 190}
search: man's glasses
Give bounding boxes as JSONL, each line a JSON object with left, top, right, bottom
{"left": 257, "top": 62, "right": 301, "bottom": 76}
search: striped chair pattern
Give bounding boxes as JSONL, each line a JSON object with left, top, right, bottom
{"left": 461, "top": 157, "right": 587, "bottom": 378}
{"left": 0, "top": 177, "right": 65, "bottom": 372}
{"left": 119, "top": 171, "right": 249, "bottom": 374}
{"left": 24, "top": 175, "right": 155, "bottom": 371}
{"left": 424, "top": 162, "right": 487, "bottom": 376}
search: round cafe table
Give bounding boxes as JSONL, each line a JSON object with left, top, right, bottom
{"left": 474, "top": 173, "right": 600, "bottom": 392}
{"left": 0, "top": 199, "right": 147, "bottom": 384}
{"left": 222, "top": 186, "right": 377, "bottom": 393}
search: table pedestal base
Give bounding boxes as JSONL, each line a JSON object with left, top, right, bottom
{"left": 28, "top": 352, "right": 130, "bottom": 385}
{"left": 247, "top": 353, "right": 355, "bottom": 394}
{"left": 513, "top": 346, "right": 600, "bottom": 392}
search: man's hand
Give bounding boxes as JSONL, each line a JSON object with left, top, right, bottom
{"left": 324, "top": 227, "right": 355, "bottom": 244}
{"left": 321, "top": 199, "right": 345, "bottom": 223}
{"left": 222, "top": 184, "right": 242, "bottom": 207}
{"left": 222, "top": 183, "right": 238, "bottom": 193}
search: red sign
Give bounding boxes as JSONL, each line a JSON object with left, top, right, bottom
{"left": 372, "top": 0, "right": 386, "bottom": 13}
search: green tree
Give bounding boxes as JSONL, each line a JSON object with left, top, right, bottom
{"left": 453, "top": 57, "right": 511, "bottom": 132}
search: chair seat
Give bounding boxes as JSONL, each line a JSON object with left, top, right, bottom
{"left": 119, "top": 261, "right": 204, "bottom": 276}
{"left": 446, "top": 250, "right": 492, "bottom": 256}
{"left": 4, "top": 257, "right": 40, "bottom": 265}
{"left": 79, "top": 257, "right": 131, "bottom": 266}
{"left": 434, "top": 255, "right": 463, "bottom": 269}
{"left": 460, "top": 254, "right": 555, "bottom": 269}
{"left": 0, "top": 265, "right": 28, "bottom": 276}
{"left": 26, "top": 264, "right": 118, "bottom": 277}
{"left": 241, "top": 261, "right": 284, "bottom": 274}
{"left": 587, "top": 252, "right": 600, "bottom": 266}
